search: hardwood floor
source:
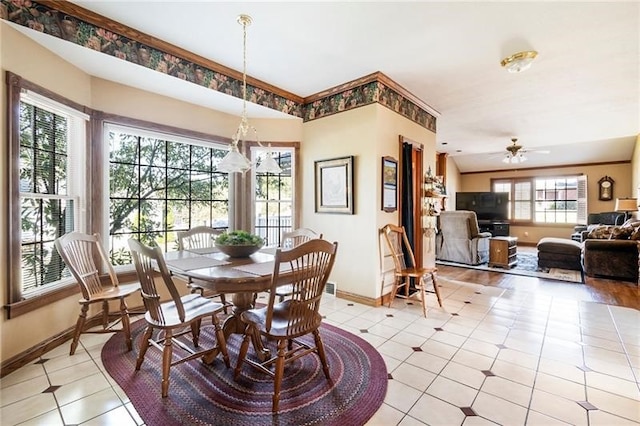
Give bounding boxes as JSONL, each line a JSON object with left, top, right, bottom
{"left": 437, "top": 264, "right": 639, "bottom": 311}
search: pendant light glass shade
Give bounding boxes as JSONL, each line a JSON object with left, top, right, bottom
{"left": 217, "top": 143, "right": 252, "bottom": 173}
{"left": 256, "top": 150, "right": 282, "bottom": 173}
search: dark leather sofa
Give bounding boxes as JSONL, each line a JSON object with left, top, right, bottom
{"left": 579, "top": 214, "right": 639, "bottom": 282}
{"left": 572, "top": 211, "right": 626, "bottom": 242}
{"left": 583, "top": 239, "right": 638, "bottom": 282}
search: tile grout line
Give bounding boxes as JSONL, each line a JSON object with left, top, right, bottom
{"left": 398, "top": 282, "right": 516, "bottom": 424}
{"left": 606, "top": 304, "right": 640, "bottom": 393}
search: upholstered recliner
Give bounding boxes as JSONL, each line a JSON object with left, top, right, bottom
{"left": 436, "top": 211, "right": 492, "bottom": 265}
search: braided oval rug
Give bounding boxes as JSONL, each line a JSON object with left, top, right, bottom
{"left": 102, "top": 318, "right": 387, "bottom": 426}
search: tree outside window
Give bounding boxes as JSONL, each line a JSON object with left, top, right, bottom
{"left": 18, "top": 100, "right": 84, "bottom": 295}
{"left": 108, "top": 128, "right": 230, "bottom": 264}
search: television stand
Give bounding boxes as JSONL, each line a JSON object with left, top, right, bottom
{"left": 478, "top": 220, "right": 510, "bottom": 237}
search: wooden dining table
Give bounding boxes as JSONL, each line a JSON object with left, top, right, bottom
{"left": 164, "top": 247, "right": 287, "bottom": 361}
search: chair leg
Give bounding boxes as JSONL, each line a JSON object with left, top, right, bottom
{"left": 211, "top": 314, "right": 230, "bottom": 368}
{"left": 419, "top": 277, "right": 427, "bottom": 318}
{"left": 119, "top": 298, "right": 132, "bottom": 351}
{"left": 234, "top": 327, "right": 253, "bottom": 379}
{"left": 313, "top": 329, "right": 331, "bottom": 380}
{"left": 161, "top": 330, "right": 173, "bottom": 398}
{"left": 70, "top": 304, "right": 89, "bottom": 355}
{"left": 101, "top": 300, "right": 110, "bottom": 329}
{"left": 388, "top": 279, "right": 400, "bottom": 308}
{"left": 431, "top": 272, "right": 443, "bottom": 307}
{"left": 219, "top": 293, "right": 229, "bottom": 315}
{"left": 190, "top": 319, "right": 201, "bottom": 347}
{"left": 136, "top": 326, "right": 153, "bottom": 370}
{"left": 272, "top": 338, "right": 287, "bottom": 413}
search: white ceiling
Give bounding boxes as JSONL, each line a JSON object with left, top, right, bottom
{"left": 13, "top": 1, "right": 640, "bottom": 173}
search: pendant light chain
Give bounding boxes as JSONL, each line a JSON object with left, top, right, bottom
{"left": 237, "top": 14, "right": 251, "bottom": 140}
{"left": 242, "top": 16, "right": 247, "bottom": 119}
{"left": 218, "top": 14, "right": 282, "bottom": 174}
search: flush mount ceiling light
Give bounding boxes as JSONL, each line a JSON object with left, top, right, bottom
{"left": 217, "top": 14, "right": 282, "bottom": 174}
{"left": 500, "top": 50, "right": 538, "bottom": 73}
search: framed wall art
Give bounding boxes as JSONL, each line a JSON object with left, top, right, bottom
{"left": 315, "top": 156, "right": 354, "bottom": 214}
{"left": 381, "top": 156, "right": 398, "bottom": 212}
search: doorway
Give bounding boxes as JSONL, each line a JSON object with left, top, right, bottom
{"left": 399, "top": 136, "right": 424, "bottom": 267}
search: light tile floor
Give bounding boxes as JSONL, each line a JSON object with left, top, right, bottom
{"left": 1, "top": 276, "right": 639, "bottom": 425}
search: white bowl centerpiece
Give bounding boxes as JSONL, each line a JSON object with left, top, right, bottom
{"left": 215, "top": 230, "right": 264, "bottom": 258}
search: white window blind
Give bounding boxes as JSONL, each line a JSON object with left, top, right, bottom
{"left": 19, "top": 94, "right": 87, "bottom": 295}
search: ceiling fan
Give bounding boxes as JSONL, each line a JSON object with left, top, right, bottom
{"left": 502, "top": 138, "right": 549, "bottom": 164}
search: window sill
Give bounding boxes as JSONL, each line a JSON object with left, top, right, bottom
{"left": 510, "top": 222, "right": 575, "bottom": 228}
{"left": 4, "top": 284, "right": 79, "bottom": 319}
{"left": 3, "top": 267, "right": 140, "bottom": 319}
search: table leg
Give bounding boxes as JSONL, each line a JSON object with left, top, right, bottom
{"left": 221, "top": 292, "right": 271, "bottom": 361}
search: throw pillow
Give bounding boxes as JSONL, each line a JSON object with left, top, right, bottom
{"left": 611, "top": 226, "right": 633, "bottom": 240}
{"left": 622, "top": 219, "right": 640, "bottom": 229}
{"left": 631, "top": 226, "right": 640, "bottom": 241}
{"left": 587, "top": 225, "right": 614, "bottom": 239}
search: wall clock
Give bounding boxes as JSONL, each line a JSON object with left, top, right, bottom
{"left": 598, "top": 176, "right": 614, "bottom": 201}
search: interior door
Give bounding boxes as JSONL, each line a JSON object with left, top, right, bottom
{"left": 399, "top": 136, "right": 424, "bottom": 268}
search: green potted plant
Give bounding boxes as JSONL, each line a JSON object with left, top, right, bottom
{"left": 215, "top": 230, "right": 264, "bottom": 257}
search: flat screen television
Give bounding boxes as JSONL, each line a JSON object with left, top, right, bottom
{"left": 455, "top": 192, "right": 509, "bottom": 222}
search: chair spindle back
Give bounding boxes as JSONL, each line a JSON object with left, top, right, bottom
{"left": 54, "top": 232, "right": 118, "bottom": 300}
{"left": 281, "top": 228, "right": 322, "bottom": 249}
{"left": 128, "top": 238, "right": 186, "bottom": 324}
{"left": 177, "top": 226, "right": 222, "bottom": 250}
{"left": 266, "top": 239, "right": 337, "bottom": 334}
{"left": 382, "top": 224, "right": 417, "bottom": 272}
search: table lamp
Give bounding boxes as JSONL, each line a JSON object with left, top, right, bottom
{"left": 614, "top": 197, "right": 638, "bottom": 220}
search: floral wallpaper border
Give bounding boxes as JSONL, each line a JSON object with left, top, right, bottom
{"left": 303, "top": 81, "right": 436, "bottom": 132}
{"left": 2, "top": 0, "right": 436, "bottom": 132}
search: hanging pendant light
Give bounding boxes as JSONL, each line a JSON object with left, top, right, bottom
{"left": 217, "top": 15, "right": 282, "bottom": 174}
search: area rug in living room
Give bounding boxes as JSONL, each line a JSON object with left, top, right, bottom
{"left": 102, "top": 318, "right": 387, "bottom": 426}
{"left": 437, "top": 252, "right": 584, "bottom": 283}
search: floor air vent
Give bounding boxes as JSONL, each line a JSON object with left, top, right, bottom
{"left": 325, "top": 281, "right": 336, "bottom": 296}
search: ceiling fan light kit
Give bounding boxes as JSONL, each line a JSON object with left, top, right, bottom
{"left": 501, "top": 50, "right": 538, "bottom": 73}
{"left": 502, "top": 153, "right": 527, "bottom": 164}
{"left": 502, "top": 137, "right": 527, "bottom": 164}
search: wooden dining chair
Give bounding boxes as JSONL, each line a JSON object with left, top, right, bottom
{"left": 380, "top": 224, "right": 443, "bottom": 317}
{"left": 275, "top": 228, "right": 323, "bottom": 302}
{"left": 177, "top": 226, "right": 229, "bottom": 312}
{"left": 234, "top": 239, "right": 338, "bottom": 413}
{"left": 280, "top": 227, "right": 322, "bottom": 249}
{"left": 128, "top": 238, "right": 230, "bottom": 398}
{"left": 54, "top": 232, "right": 140, "bottom": 355}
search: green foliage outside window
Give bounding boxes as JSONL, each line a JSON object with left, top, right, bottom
{"left": 19, "top": 102, "right": 73, "bottom": 292}
{"left": 108, "top": 130, "right": 230, "bottom": 264}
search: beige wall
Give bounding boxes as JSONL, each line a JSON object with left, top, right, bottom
{"left": 459, "top": 162, "right": 633, "bottom": 244}
{"left": 90, "top": 78, "right": 302, "bottom": 142}
{"left": 631, "top": 135, "right": 640, "bottom": 198}
{"left": 444, "top": 156, "right": 462, "bottom": 212}
{"left": 301, "top": 106, "right": 378, "bottom": 299}
{"left": 0, "top": 23, "right": 302, "bottom": 361}
{"left": 376, "top": 105, "right": 437, "bottom": 270}
{"left": 301, "top": 104, "right": 436, "bottom": 300}
{"left": 1, "top": 23, "right": 94, "bottom": 362}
